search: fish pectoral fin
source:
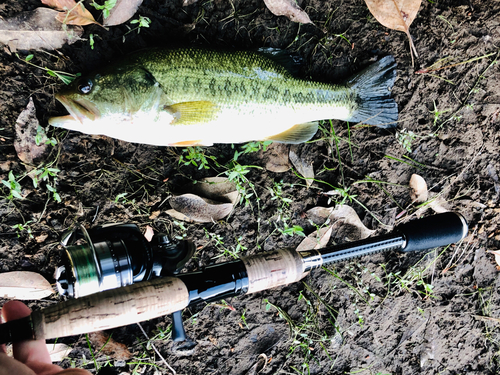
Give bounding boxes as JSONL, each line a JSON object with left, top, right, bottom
{"left": 264, "top": 122, "right": 319, "bottom": 144}
{"left": 165, "top": 101, "right": 218, "bottom": 125}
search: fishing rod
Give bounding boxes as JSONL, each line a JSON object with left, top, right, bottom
{"left": 0, "top": 212, "right": 468, "bottom": 345}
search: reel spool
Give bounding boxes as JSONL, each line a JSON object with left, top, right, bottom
{"left": 56, "top": 223, "right": 195, "bottom": 298}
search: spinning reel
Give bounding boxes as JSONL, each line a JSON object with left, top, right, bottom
{"left": 55, "top": 223, "right": 195, "bottom": 340}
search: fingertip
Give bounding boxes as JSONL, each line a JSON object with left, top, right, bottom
{"left": 2, "top": 300, "right": 32, "bottom": 322}
{"left": 1, "top": 301, "right": 52, "bottom": 366}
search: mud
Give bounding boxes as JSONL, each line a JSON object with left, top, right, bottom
{"left": 1, "top": 0, "right": 500, "bottom": 374}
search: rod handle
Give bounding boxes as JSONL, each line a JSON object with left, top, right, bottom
{"left": 32, "top": 276, "right": 189, "bottom": 341}
{"left": 397, "top": 212, "right": 468, "bottom": 252}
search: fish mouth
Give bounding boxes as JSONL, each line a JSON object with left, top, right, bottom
{"left": 49, "top": 94, "right": 101, "bottom": 127}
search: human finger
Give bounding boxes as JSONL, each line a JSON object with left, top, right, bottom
{"left": 1, "top": 301, "right": 63, "bottom": 375}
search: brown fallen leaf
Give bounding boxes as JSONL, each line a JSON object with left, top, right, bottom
{"left": 104, "top": 0, "right": 143, "bottom": 26}
{"left": 89, "top": 331, "right": 132, "bottom": 360}
{"left": 264, "top": 143, "right": 291, "bottom": 173}
{"left": 409, "top": 173, "right": 428, "bottom": 203}
{"left": 296, "top": 226, "right": 333, "bottom": 252}
{"left": 0, "top": 271, "right": 54, "bottom": 300}
{"left": 305, "top": 205, "right": 375, "bottom": 242}
{"left": 168, "top": 194, "right": 234, "bottom": 223}
{"left": 364, "top": 0, "right": 421, "bottom": 65}
{"left": 0, "top": 8, "right": 82, "bottom": 51}
{"left": 289, "top": 146, "right": 314, "bottom": 188}
{"left": 14, "top": 98, "right": 49, "bottom": 165}
{"left": 489, "top": 250, "right": 500, "bottom": 267}
{"left": 263, "top": 0, "right": 313, "bottom": 24}
{"left": 143, "top": 225, "right": 155, "bottom": 241}
{"left": 42, "top": 0, "right": 100, "bottom": 26}
{"left": 188, "top": 177, "right": 239, "bottom": 205}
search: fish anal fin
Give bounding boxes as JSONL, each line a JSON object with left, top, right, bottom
{"left": 165, "top": 101, "right": 218, "bottom": 125}
{"left": 264, "top": 122, "right": 318, "bottom": 144}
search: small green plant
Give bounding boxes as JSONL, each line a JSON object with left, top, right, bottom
{"left": 130, "top": 16, "right": 151, "bottom": 33}
{"left": 19, "top": 54, "right": 80, "bottom": 85}
{"left": 239, "top": 309, "right": 249, "bottom": 329}
{"left": 264, "top": 292, "right": 336, "bottom": 373}
{"left": 430, "top": 100, "right": 451, "bottom": 127}
{"left": 238, "top": 140, "right": 273, "bottom": 155}
{"left": 205, "top": 230, "right": 247, "bottom": 259}
{"left": 12, "top": 221, "right": 34, "bottom": 239}
{"left": 179, "top": 147, "right": 216, "bottom": 170}
{"left": 114, "top": 192, "right": 128, "bottom": 203}
{"left": 396, "top": 128, "right": 417, "bottom": 153}
{"left": 225, "top": 163, "right": 261, "bottom": 207}
{"left": 2, "top": 171, "right": 23, "bottom": 200}
{"left": 276, "top": 219, "right": 305, "bottom": 237}
{"left": 89, "top": 34, "right": 95, "bottom": 50}
{"left": 31, "top": 167, "right": 61, "bottom": 203}
{"left": 90, "top": 0, "right": 117, "bottom": 19}
{"left": 35, "top": 125, "right": 57, "bottom": 147}
{"left": 269, "top": 181, "right": 293, "bottom": 207}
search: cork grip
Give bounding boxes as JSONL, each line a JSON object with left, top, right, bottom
{"left": 31, "top": 277, "right": 189, "bottom": 340}
{"left": 242, "top": 249, "right": 306, "bottom": 294}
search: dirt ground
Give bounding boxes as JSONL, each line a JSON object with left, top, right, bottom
{"left": 1, "top": 0, "right": 500, "bottom": 374}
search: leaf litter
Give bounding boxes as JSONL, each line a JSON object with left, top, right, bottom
{"left": 41, "top": 0, "right": 100, "bottom": 26}
{"left": 0, "top": 8, "right": 82, "bottom": 51}
{"left": 166, "top": 177, "right": 238, "bottom": 223}
{"left": 104, "top": 0, "right": 143, "bottom": 26}
{"left": 0, "top": 271, "right": 54, "bottom": 300}
{"left": 14, "top": 97, "right": 49, "bottom": 165}
{"left": 364, "top": 0, "right": 421, "bottom": 65}
{"left": 263, "top": 0, "right": 313, "bottom": 24}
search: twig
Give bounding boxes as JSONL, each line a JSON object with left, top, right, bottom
{"left": 136, "top": 323, "right": 176, "bottom": 375}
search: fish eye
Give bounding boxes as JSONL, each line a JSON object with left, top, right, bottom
{"left": 78, "top": 79, "right": 93, "bottom": 94}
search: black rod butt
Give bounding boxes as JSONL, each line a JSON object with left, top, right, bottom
{"left": 398, "top": 212, "right": 468, "bottom": 253}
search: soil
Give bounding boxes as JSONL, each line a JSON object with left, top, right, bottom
{"left": 1, "top": 0, "right": 500, "bottom": 374}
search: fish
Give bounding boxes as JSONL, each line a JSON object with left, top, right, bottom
{"left": 49, "top": 48, "right": 398, "bottom": 147}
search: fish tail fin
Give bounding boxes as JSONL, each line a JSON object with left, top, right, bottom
{"left": 348, "top": 56, "right": 398, "bottom": 128}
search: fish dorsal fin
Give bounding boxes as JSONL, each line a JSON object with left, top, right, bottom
{"left": 257, "top": 47, "right": 304, "bottom": 76}
{"left": 264, "top": 122, "right": 318, "bottom": 144}
{"left": 165, "top": 101, "right": 218, "bottom": 125}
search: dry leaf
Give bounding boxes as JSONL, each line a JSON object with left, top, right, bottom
{"left": 263, "top": 0, "right": 313, "bottom": 24}
{"left": 168, "top": 194, "right": 233, "bottom": 223}
{"left": 149, "top": 210, "right": 161, "bottom": 220}
{"left": 264, "top": 143, "right": 291, "bottom": 173}
{"left": 489, "top": 250, "right": 500, "bottom": 267}
{"left": 0, "top": 8, "right": 82, "bottom": 51}
{"left": 364, "top": 0, "right": 421, "bottom": 64}
{"left": 409, "top": 173, "right": 428, "bottom": 203}
{"left": 89, "top": 331, "right": 132, "bottom": 360}
{"left": 14, "top": 98, "right": 49, "bottom": 165}
{"left": 289, "top": 146, "right": 314, "bottom": 188}
{"left": 42, "top": 0, "right": 100, "bottom": 26}
{"left": 188, "top": 177, "right": 239, "bottom": 204}
{"left": 47, "top": 343, "right": 71, "bottom": 362}
{"left": 0, "top": 271, "right": 54, "bottom": 300}
{"left": 104, "top": 0, "right": 143, "bottom": 26}
{"left": 143, "top": 225, "right": 154, "bottom": 241}
{"left": 165, "top": 208, "right": 195, "bottom": 223}
{"left": 306, "top": 205, "right": 375, "bottom": 242}
{"left": 296, "top": 226, "right": 333, "bottom": 252}
{"left": 35, "top": 233, "right": 49, "bottom": 243}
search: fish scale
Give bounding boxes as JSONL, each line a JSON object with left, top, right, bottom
{"left": 49, "top": 48, "right": 398, "bottom": 146}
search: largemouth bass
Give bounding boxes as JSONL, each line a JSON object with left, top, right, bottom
{"left": 49, "top": 48, "right": 398, "bottom": 146}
